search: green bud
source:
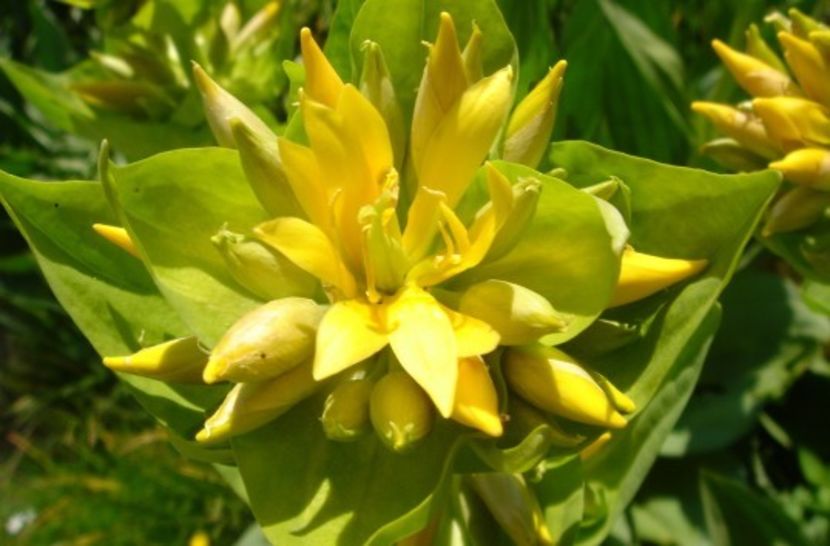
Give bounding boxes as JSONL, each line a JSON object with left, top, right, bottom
{"left": 745, "top": 24, "right": 788, "bottom": 73}
{"left": 103, "top": 336, "right": 207, "bottom": 384}
{"left": 203, "top": 298, "right": 325, "bottom": 384}
{"left": 486, "top": 177, "right": 542, "bottom": 261}
{"left": 360, "top": 41, "right": 406, "bottom": 168}
{"left": 763, "top": 186, "right": 830, "bottom": 236}
{"left": 196, "top": 358, "right": 320, "bottom": 443}
{"left": 321, "top": 378, "right": 374, "bottom": 441}
{"left": 370, "top": 371, "right": 434, "bottom": 452}
{"left": 789, "top": 8, "right": 825, "bottom": 39}
{"left": 458, "top": 280, "right": 567, "bottom": 345}
{"left": 700, "top": 138, "right": 769, "bottom": 172}
{"left": 467, "top": 473, "right": 553, "bottom": 546}
{"left": 212, "top": 225, "right": 315, "bottom": 300}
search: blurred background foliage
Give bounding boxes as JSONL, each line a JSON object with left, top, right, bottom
{"left": 2, "top": 0, "right": 830, "bottom": 544}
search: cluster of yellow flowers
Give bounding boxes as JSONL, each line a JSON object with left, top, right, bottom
{"left": 94, "top": 14, "right": 706, "bottom": 453}
{"left": 694, "top": 9, "right": 830, "bottom": 238}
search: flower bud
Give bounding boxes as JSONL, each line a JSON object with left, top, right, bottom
{"left": 359, "top": 41, "right": 405, "bottom": 167}
{"left": 778, "top": 32, "right": 830, "bottom": 107}
{"left": 203, "top": 298, "right": 325, "bottom": 384}
{"left": 699, "top": 138, "right": 768, "bottom": 172}
{"left": 451, "top": 356, "right": 503, "bottom": 437}
{"left": 486, "top": 177, "right": 542, "bottom": 261}
{"left": 211, "top": 226, "right": 317, "bottom": 301}
{"left": 745, "top": 24, "right": 787, "bottom": 73}
{"left": 370, "top": 371, "right": 434, "bottom": 452}
{"left": 610, "top": 246, "right": 708, "bottom": 307}
{"left": 809, "top": 30, "right": 830, "bottom": 65}
{"left": 321, "top": 378, "right": 373, "bottom": 441}
{"left": 299, "top": 27, "right": 344, "bottom": 107}
{"left": 711, "top": 38, "right": 799, "bottom": 98}
{"left": 192, "top": 62, "right": 275, "bottom": 148}
{"left": 691, "top": 101, "right": 778, "bottom": 158}
{"left": 103, "top": 337, "right": 207, "bottom": 383}
{"left": 504, "top": 345, "right": 628, "bottom": 429}
{"left": 458, "top": 280, "right": 567, "bottom": 345}
{"left": 196, "top": 358, "right": 320, "bottom": 443}
{"left": 503, "top": 60, "right": 567, "bottom": 169}
{"left": 753, "top": 96, "right": 830, "bottom": 151}
{"left": 769, "top": 147, "right": 830, "bottom": 189}
{"left": 92, "top": 223, "right": 139, "bottom": 258}
{"left": 762, "top": 186, "right": 830, "bottom": 236}
{"left": 468, "top": 473, "right": 553, "bottom": 546}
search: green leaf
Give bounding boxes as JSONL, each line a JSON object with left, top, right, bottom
{"left": 700, "top": 471, "right": 810, "bottom": 546}
{"left": 324, "top": 0, "right": 365, "bottom": 81}
{"left": 348, "top": 0, "right": 516, "bottom": 119}
{"left": 532, "top": 456, "right": 584, "bottom": 546}
{"left": 106, "top": 147, "right": 269, "bottom": 346}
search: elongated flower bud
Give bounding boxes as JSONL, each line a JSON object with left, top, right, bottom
{"left": 753, "top": 96, "right": 830, "bottom": 151}
{"left": 504, "top": 345, "right": 628, "bottom": 428}
{"left": 92, "top": 223, "right": 139, "bottom": 258}
{"left": 370, "top": 371, "right": 434, "bottom": 452}
{"left": 211, "top": 226, "right": 316, "bottom": 301}
{"left": 769, "top": 147, "right": 830, "bottom": 189}
{"left": 745, "top": 24, "right": 787, "bottom": 73}
{"left": 103, "top": 337, "right": 207, "bottom": 383}
{"left": 503, "top": 60, "right": 567, "bottom": 169}
{"left": 360, "top": 41, "right": 405, "bottom": 167}
{"left": 712, "top": 39, "right": 799, "bottom": 98}
{"left": 451, "top": 356, "right": 503, "bottom": 437}
{"left": 691, "top": 101, "right": 778, "bottom": 158}
{"left": 192, "top": 63, "right": 275, "bottom": 148}
{"left": 468, "top": 473, "right": 553, "bottom": 546}
{"left": 458, "top": 280, "right": 567, "bottom": 345}
{"left": 699, "top": 138, "right": 768, "bottom": 172}
{"left": 321, "top": 378, "right": 373, "bottom": 441}
{"left": 203, "top": 298, "right": 325, "bottom": 384}
{"left": 196, "top": 358, "right": 319, "bottom": 443}
{"left": 610, "top": 246, "right": 707, "bottom": 307}
{"left": 778, "top": 32, "right": 830, "bottom": 107}
{"left": 299, "top": 27, "right": 344, "bottom": 107}
{"left": 762, "top": 186, "right": 830, "bottom": 236}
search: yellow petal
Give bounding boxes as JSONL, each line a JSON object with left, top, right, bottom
{"left": 442, "top": 305, "right": 500, "bottom": 357}
{"left": 610, "top": 247, "right": 708, "bottom": 307}
{"left": 387, "top": 285, "right": 458, "bottom": 417}
{"left": 255, "top": 217, "right": 356, "bottom": 298}
{"left": 753, "top": 96, "right": 830, "bottom": 151}
{"left": 711, "top": 38, "right": 800, "bottom": 98}
{"left": 103, "top": 337, "right": 206, "bottom": 383}
{"left": 461, "top": 22, "right": 484, "bottom": 84}
{"left": 299, "top": 27, "right": 344, "bottom": 107}
{"left": 745, "top": 24, "right": 788, "bottom": 73}
{"left": 92, "top": 223, "right": 139, "bottom": 258}
{"left": 313, "top": 300, "right": 388, "bottom": 380}
{"left": 690, "top": 101, "right": 778, "bottom": 158}
{"left": 779, "top": 31, "right": 830, "bottom": 106}
{"left": 451, "top": 356, "right": 503, "bottom": 436}
{"left": 276, "top": 137, "right": 331, "bottom": 232}
{"left": 769, "top": 147, "right": 830, "bottom": 189}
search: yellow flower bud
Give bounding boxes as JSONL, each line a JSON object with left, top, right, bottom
{"left": 778, "top": 32, "right": 830, "bottom": 107}
{"left": 321, "top": 378, "right": 373, "bottom": 441}
{"left": 92, "top": 223, "right": 139, "bottom": 258}
{"left": 711, "top": 39, "right": 799, "bottom": 98}
{"left": 103, "top": 337, "right": 207, "bottom": 383}
{"left": 203, "top": 298, "right": 325, "bottom": 384}
{"left": 451, "top": 356, "right": 503, "bottom": 437}
{"left": 745, "top": 24, "right": 787, "bottom": 73}
{"left": 192, "top": 63, "right": 275, "bottom": 148}
{"left": 196, "top": 358, "right": 320, "bottom": 443}
{"left": 299, "top": 27, "right": 344, "bottom": 107}
{"left": 503, "top": 60, "right": 567, "bottom": 169}
{"left": 762, "top": 186, "right": 830, "bottom": 236}
{"left": 503, "top": 345, "right": 628, "bottom": 429}
{"left": 359, "top": 41, "right": 405, "bottom": 167}
{"left": 468, "top": 473, "right": 553, "bottom": 546}
{"left": 699, "top": 138, "right": 768, "bottom": 172}
{"left": 458, "top": 280, "right": 567, "bottom": 345}
{"left": 690, "top": 101, "right": 778, "bottom": 158}
{"left": 211, "top": 225, "right": 316, "bottom": 301}
{"left": 769, "top": 147, "right": 830, "bottom": 189}
{"left": 753, "top": 96, "right": 830, "bottom": 151}
{"left": 370, "top": 371, "right": 434, "bottom": 452}
{"left": 610, "top": 246, "right": 708, "bottom": 307}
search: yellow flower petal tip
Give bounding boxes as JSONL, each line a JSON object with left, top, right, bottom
{"left": 769, "top": 148, "right": 830, "bottom": 189}
{"left": 92, "top": 223, "right": 139, "bottom": 258}
{"left": 610, "top": 247, "right": 708, "bottom": 307}
{"left": 711, "top": 38, "right": 797, "bottom": 98}
{"left": 299, "top": 26, "right": 344, "bottom": 107}
{"left": 580, "top": 431, "right": 613, "bottom": 461}
{"left": 102, "top": 337, "right": 207, "bottom": 383}
{"left": 451, "top": 357, "right": 503, "bottom": 437}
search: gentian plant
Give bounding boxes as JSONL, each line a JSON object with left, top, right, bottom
{"left": 0, "top": 0, "right": 779, "bottom": 544}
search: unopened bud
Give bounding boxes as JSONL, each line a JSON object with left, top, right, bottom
{"left": 503, "top": 60, "right": 567, "bottom": 169}
{"left": 203, "top": 298, "right": 324, "bottom": 384}
{"left": 504, "top": 345, "right": 628, "bottom": 429}
{"left": 769, "top": 147, "right": 830, "bottom": 189}
{"left": 691, "top": 101, "right": 778, "bottom": 158}
{"left": 762, "top": 186, "right": 830, "bottom": 236}
{"left": 778, "top": 32, "right": 830, "bottom": 106}
{"left": 468, "top": 473, "right": 553, "bottom": 546}
{"left": 196, "top": 358, "right": 320, "bottom": 443}
{"left": 359, "top": 41, "right": 405, "bottom": 167}
{"left": 610, "top": 246, "right": 708, "bottom": 307}
{"left": 753, "top": 96, "right": 830, "bottom": 151}
{"left": 103, "top": 337, "right": 206, "bottom": 383}
{"left": 458, "top": 280, "right": 568, "bottom": 345}
{"left": 699, "top": 138, "right": 768, "bottom": 172}
{"left": 745, "top": 24, "right": 787, "bottom": 73}
{"left": 321, "top": 378, "right": 373, "bottom": 441}
{"left": 370, "top": 371, "right": 434, "bottom": 452}
{"left": 92, "top": 223, "right": 139, "bottom": 258}
{"left": 211, "top": 226, "right": 316, "bottom": 301}
{"left": 712, "top": 38, "right": 799, "bottom": 98}
{"left": 451, "top": 356, "right": 503, "bottom": 437}
{"left": 486, "top": 177, "right": 542, "bottom": 261}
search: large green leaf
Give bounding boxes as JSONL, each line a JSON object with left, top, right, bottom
{"left": 106, "top": 147, "right": 269, "bottom": 346}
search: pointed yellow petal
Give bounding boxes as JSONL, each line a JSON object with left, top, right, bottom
{"left": 276, "top": 137, "right": 331, "bottom": 232}
{"left": 753, "top": 96, "right": 830, "bottom": 151}
{"left": 779, "top": 31, "right": 830, "bottom": 106}
{"left": 255, "top": 217, "right": 356, "bottom": 298}
{"left": 745, "top": 24, "right": 788, "bottom": 73}
{"left": 300, "top": 27, "right": 344, "bottom": 107}
{"left": 92, "top": 223, "right": 139, "bottom": 258}
{"left": 442, "top": 305, "right": 500, "bottom": 357}
{"left": 712, "top": 38, "right": 800, "bottom": 98}
{"left": 762, "top": 185, "right": 830, "bottom": 236}
{"left": 451, "top": 356, "right": 502, "bottom": 436}
{"left": 690, "top": 101, "right": 778, "bottom": 158}
{"left": 769, "top": 147, "right": 830, "bottom": 189}
{"left": 387, "top": 285, "right": 458, "bottom": 417}
{"left": 103, "top": 337, "right": 206, "bottom": 383}
{"left": 461, "top": 22, "right": 484, "bottom": 84}
{"left": 610, "top": 247, "right": 708, "bottom": 307}
{"left": 313, "top": 300, "right": 388, "bottom": 380}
